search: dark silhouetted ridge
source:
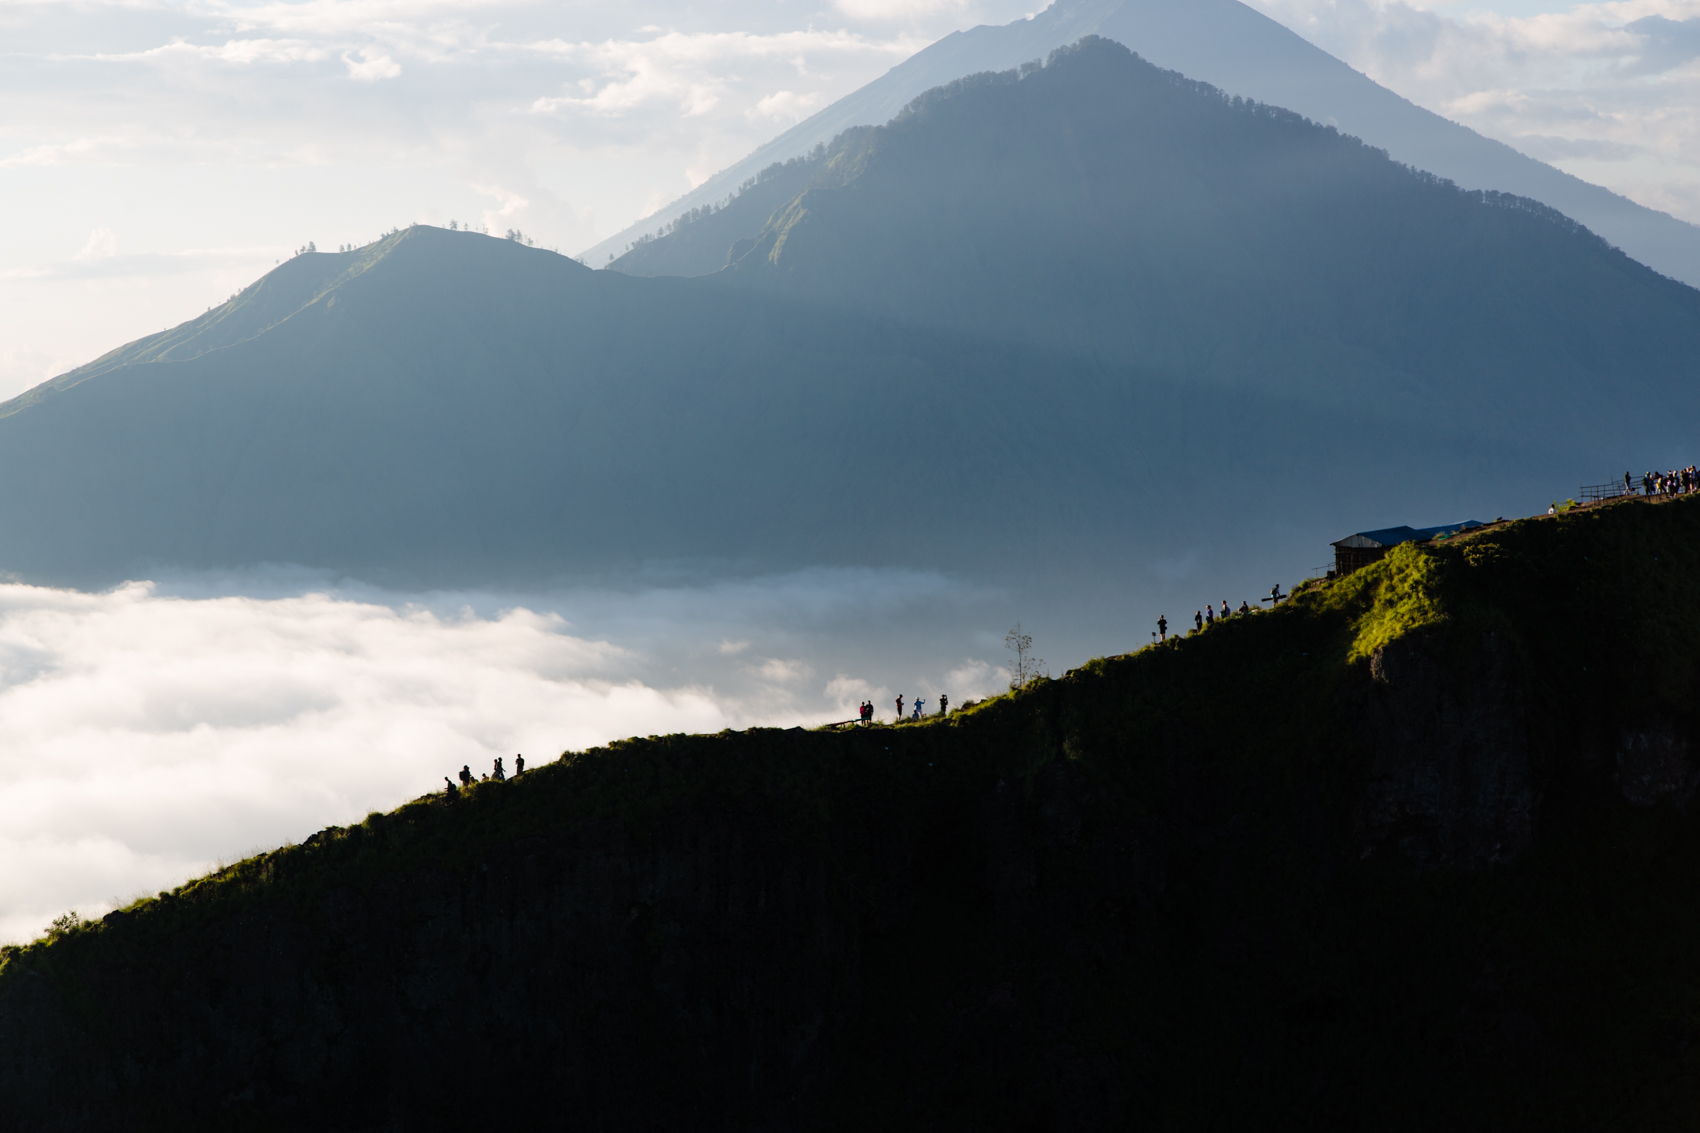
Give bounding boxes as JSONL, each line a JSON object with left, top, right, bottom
{"left": 8, "top": 495, "right": 1700, "bottom": 1127}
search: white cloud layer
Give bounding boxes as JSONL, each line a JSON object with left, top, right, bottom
{"left": 0, "top": 567, "right": 1011, "bottom": 945}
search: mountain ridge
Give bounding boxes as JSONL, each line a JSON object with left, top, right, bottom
{"left": 0, "top": 41, "right": 1692, "bottom": 665}
{"left": 693, "top": 40, "right": 1700, "bottom": 447}
{"left": 586, "top": 0, "right": 1700, "bottom": 289}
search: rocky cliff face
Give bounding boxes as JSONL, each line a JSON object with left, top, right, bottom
{"left": 1351, "top": 631, "right": 1540, "bottom": 867}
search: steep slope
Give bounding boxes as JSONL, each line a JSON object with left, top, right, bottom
{"left": 7, "top": 494, "right": 1700, "bottom": 1129}
{"left": 606, "top": 153, "right": 822, "bottom": 277}
{"left": 716, "top": 40, "right": 1700, "bottom": 446}
{"left": 590, "top": 0, "right": 1700, "bottom": 289}
{"left": 0, "top": 223, "right": 1482, "bottom": 596}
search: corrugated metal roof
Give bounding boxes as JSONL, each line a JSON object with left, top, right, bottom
{"left": 1332, "top": 521, "right": 1482, "bottom": 549}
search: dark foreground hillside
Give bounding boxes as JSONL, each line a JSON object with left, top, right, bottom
{"left": 6, "top": 495, "right": 1700, "bottom": 1130}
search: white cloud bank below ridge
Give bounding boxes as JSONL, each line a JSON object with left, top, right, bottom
{"left": 0, "top": 568, "right": 1009, "bottom": 945}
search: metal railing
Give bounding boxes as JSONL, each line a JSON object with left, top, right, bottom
{"left": 1580, "top": 481, "right": 1632, "bottom": 502}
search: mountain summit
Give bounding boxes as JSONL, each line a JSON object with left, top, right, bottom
{"left": 588, "top": 0, "right": 1700, "bottom": 290}
{"left": 627, "top": 39, "right": 1700, "bottom": 444}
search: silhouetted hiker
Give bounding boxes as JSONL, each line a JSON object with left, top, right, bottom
{"left": 1157, "top": 616, "right": 1168, "bottom": 641}
{"left": 1194, "top": 610, "right": 1203, "bottom": 632}
{"left": 481, "top": 773, "right": 489, "bottom": 782}
{"left": 458, "top": 765, "right": 472, "bottom": 788}
{"left": 895, "top": 695, "right": 904, "bottom": 721}
{"left": 912, "top": 698, "right": 925, "bottom": 720}
{"left": 1626, "top": 471, "right": 1634, "bottom": 495}
{"left": 493, "top": 757, "right": 506, "bottom": 782}
{"left": 1644, "top": 472, "right": 1654, "bottom": 496}
{"left": 515, "top": 754, "right": 524, "bottom": 775}
{"left": 1239, "top": 600, "right": 1250, "bottom": 615}
{"left": 1204, "top": 606, "right": 1214, "bottom": 627}
{"left": 1220, "top": 601, "right": 1230, "bottom": 620}
{"left": 1267, "top": 584, "right": 1284, "bottom": 604}
{"left": 444, "top": 777, "right": 458, "bottom": 796}
{"left": 939, "top": 694, "right": 949, "bottom": 716}
{"left": 864, "top": 701, "right": 873, "bottom": 724}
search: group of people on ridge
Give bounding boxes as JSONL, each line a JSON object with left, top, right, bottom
{"left": 856, "top": 694, "right": 949, "bottom": 724}
{"left": 1156, "top": 592, "right": 1268, "bottom": 642}
{"left": 443, "top": 754, "right": 523, "bottom": 795}
{"left": 1633, "top": 467, "right": 1698, "bottom": 497}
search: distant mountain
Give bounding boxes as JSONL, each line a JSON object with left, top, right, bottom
{"left": 0, "top": 39, "right": 1695, "bottom": 634}
{"left": 586, "top": 0, "right": 1700, "bottom": 290}
{"left": 632, "top": 39, "right": 1700, "bottom": 447}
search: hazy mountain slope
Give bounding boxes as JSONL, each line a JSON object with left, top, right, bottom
{"left": 1087, "top": 0, "right": 1700, "bottom": 289}
{"left": 0, "top": 251, "right": 358, "bottom": 418}
{"left": 582, "top": 0, "right": 1119, "bottom": 268}
{"left": 589, "top": 0, "right": 1700, "bottom": 289}
{"left": 607, "top": 153, "right": 823, "bottom": 277}
{"left": 0, "top": 225, "right": 1511, "bottom": 595}
{"left": 10, "top": 496, "right": 1700, "bottom": 1129}
{"left": 717, "top": 40, "right": 1700, "bottom": 448}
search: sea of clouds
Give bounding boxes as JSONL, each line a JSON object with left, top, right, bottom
{"left": 0, "top": 566, "right": 1008, "bottom": 945}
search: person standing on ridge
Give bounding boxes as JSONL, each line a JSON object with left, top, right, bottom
{"left": 459, "top": 765, "right": 472, "bottom": 788}
{"left": 444, "top": 777, "right": 458, "bottom": 796}
{"left": 515, "top": 754, "right": 524, "bottom": 775}
{"left": 895, "top": 695, "right": 904, "bottom": 722}
{"left": 493, "top": 757, "right": 505, "bottom": 782}
{"left": 1157, "top": 615, "right": 1168, "bottom": 641}
{"left": 1626, "top": 471, "right": 1634, "bottom": 495}
{"left": 1194, "top": 610, "right": 1204, "bottom": 632}
{"left": 939, "top": 693, "right": 949, "bottom": 716}
{"left": 913, "top": 698, "right": 925, "bottom": 720}
{"left": 1204, "top": 606, "right": 1214, "bottom": 628}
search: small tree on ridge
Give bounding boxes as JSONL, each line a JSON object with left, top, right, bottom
{"left": 1006, "top": 623, "right": 1046, "bottom": 691}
